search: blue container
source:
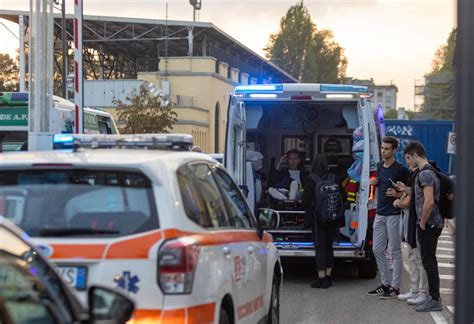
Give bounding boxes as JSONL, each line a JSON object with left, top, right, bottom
{"left": 385, "top": 120, "right": 454, "bottom": 173}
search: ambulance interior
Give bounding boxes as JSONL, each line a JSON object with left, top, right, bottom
{"left": 245, "top": 101, "right": 361, "bottom": 243}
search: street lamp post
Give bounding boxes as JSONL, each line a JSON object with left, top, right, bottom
{"left": 189, "top": 0, "right": 202, "bottom": 22}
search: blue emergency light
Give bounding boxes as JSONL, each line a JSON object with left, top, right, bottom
{"left": 320, "top": 84, "right": 368, "bottom": 93}
{"left": 235, "top": 84, "right": 283, "bottom": 92}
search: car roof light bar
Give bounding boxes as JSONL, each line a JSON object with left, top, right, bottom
{"left": 53, "top": 134, "right": 193, "bottom": 152}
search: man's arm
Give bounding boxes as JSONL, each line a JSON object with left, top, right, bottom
{"left": 420, "top": 185, "right": 435, "bottom": 230}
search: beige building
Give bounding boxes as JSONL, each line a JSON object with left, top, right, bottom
{"left": 0, "top": 10, "right": 297, "bottom": 153}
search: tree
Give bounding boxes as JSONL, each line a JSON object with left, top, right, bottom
{"left": 265, "top": 1, "right": 347, "bottom": 83}
{"left": 421, "top": 28, "right": 456, "bottom": 120}
{"left": 0, "top": 53, "right": 19, "bottom": 91}
{"left": 113, "top": 84, "right": 177, "bottom": 134}
{"left": 384, "top": 109, "right": 398, "bottom": 119}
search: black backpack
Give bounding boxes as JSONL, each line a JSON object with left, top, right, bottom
{"left": 312, "top": 174, "right": 345, "bottom": 223}
{"left": 417, "top": 164, "right": 455, "bottom": 219}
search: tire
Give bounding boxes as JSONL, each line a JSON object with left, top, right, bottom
{"left": 219, "top": 307, "right": 231, "bottom": 324}
{"left": 358, "top": 257, "right": 377, "bottom": 279}
{"left": 267, "top": 275, "right": 280, "bottom": 324}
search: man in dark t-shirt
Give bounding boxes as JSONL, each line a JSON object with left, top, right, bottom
{"left": 367, "top": 137, "right": 410, "bottom": 299}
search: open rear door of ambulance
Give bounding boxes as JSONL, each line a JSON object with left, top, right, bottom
{"left": 224, "top": 95, "right": 248, "bottom": 197}
{"left": 356, "top": 97, "right": 372, "bottom": 249}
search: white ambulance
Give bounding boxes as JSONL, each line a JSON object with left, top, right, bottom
{"left": 0, "top": 134, "right": 282, "bottom": 324}
{"left": 225, "top": 83, "right": 383, "bottom": 278}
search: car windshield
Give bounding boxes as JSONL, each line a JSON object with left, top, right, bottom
{"left": 0, "top": 170, "right": 159, "bottom": 237}
{"left": 0, "top": 226, "right": 78, "bottom": 322}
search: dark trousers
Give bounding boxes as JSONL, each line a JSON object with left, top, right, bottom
{"left": 417, "top": 226, "right": 442, "bottom": 301}
{"left": 313, "top": 222, "right": 338, "bottom": 272}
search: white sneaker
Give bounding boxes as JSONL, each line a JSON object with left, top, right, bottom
{"left": 407, "top": 292, "right": 429, "bottom": 305}
{"left": 269, "top": 188, "right": 288, "bottom": 200}
{"left": 398, "top": 291, "right": 418, "bottom": 301}
{"left": 288, "top": 181, "right": 299, "bottom": 200}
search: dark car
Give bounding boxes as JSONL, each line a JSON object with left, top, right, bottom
{"left": 0, "top": 217, "right": 134, "bottom": 324}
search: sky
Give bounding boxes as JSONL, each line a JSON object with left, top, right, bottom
{"left": 0, "top": 0, "right": 456, "bottom": 109}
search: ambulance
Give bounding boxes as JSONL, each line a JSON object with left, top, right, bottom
{"left": 225, "top": 83, "right": 384, "bottom": 278}
{"left": 0, "top": 134, "right": 282, "bottom": 324}
{"left": 0, "top": 92, "right": 118, "bottom": 151}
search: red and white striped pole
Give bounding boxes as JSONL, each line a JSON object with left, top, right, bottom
{"left": 73, "top": 0, "right": 83, "bottom": 133}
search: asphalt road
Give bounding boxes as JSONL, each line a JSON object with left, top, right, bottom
{"left": 280, "top": 225, "right": 455, "bottom": 324}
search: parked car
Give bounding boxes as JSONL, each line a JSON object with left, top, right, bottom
{"left": 0, "top": 217, "right": 134, "bottom": 324}
{"left": 0, "top": 134, "right": 282, "bottom": 324}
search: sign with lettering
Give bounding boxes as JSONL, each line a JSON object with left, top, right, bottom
{"left": 447, "top": 132, "right": 456, "bottom": 155}
{"left": 0, "top": 108, "right": 28, "bottom": 126}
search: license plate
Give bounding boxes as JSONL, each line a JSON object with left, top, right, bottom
{"left": 58, "top": 266, "right": 87, "bottom": 290}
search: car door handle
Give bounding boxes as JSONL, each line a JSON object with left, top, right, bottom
{"left": 223, "top": 246, "right": 231, "bottom": 256}
{"left": 248, "top": 245, "right": 256, "bottom": 254}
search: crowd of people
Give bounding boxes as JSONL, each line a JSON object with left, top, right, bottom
{"left": 266, "top": 137, "right": 447, "bottom": 313}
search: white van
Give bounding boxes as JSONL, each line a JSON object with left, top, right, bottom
{"left": 225, "top": 83, "right": 383, "bottom": 278}
{"left": 0, "top": 92, "right": 118, "bottom": 151}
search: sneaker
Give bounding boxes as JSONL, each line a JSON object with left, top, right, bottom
{"left": 398, "top": 291, "right": 418, "bottom": 301}
{"left": 407, "top": 292, "right": 429, "bottom": 305}
{"left": 367, "top": 285, "right": 390, "bottom": 296}
{"left": 288, "top": 181, "right": 299, "bottom": 200}
{"left": 380, "top": 287, "right": 400, "bottom": 299}
{"left": 415, "top": 299, "right": 443, "bottom": 312}
{"left": 310, "top": 278, "right": 330, "bottom": 289}
{"left": 269, "top": 188, "right": 288, "bottom": 200}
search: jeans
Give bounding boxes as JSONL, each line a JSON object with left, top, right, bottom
{"left": 313, "top": 222, "right": 338, "bottom": 272}
{"left": 417, "top": 225, "right": 442, "bottom": 301}
{"left": 373, "top": 214, "right": 403, "bottom": 288}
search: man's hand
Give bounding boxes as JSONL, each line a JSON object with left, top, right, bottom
{"left": 370, "top": 177, "right": 379, "bottom": 186}
{"left": 393, "top": 199, "right": 401, "bottom": 208}
{"left": 276, "top": 154, "right": 288, "bottom": 170}
{"left": 395, "top": 181, "right": 406, "bottom": 192}
{"left": 386, "top": 188, "right": 398, "bottom": 197}
{"left": 419, "top": 221, "right": 426, "bottom": 230}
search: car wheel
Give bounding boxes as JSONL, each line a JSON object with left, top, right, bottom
{"left": 219, "top": 307, "right": 231, "bottom": 324}
{"left": 358, "top": 257, "right": 377, "bottom": 279}
{"left": 267, "top": 274, "right": 280, "bottom": 324}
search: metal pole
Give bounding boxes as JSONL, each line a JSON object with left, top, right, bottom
{"left": 61, "top": 0, "right": 67, "bottom": 98}
{"left": 74, "top": 0, "right": 84, "bottom": 133}
{"left": 28, "top": 0, "right": 54, "bottom": 150}
{"left": 19, "top": 15, "right": 26, "bottom": 92}
{"left": 455, "top": 0, "right": 474, "bottom": 322}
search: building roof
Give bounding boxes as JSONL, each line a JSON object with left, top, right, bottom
{"left": 0, "top": 9, "right": 298, "bottom": 83}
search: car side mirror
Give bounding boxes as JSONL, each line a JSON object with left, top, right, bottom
{"left": 88, "top": 285, "right": 135, "bottom": 324}
{"left": 257, "top": 208, "right": 280, "bottom": 230}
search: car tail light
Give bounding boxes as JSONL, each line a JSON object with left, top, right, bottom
{"left": 369, "top": 171, "right": 377, "bottom": 201}
{"left": 368, "top": 209, "right": 376, "bottom": 219}
{"left": 158, "top": 237, "right": 200, "bottom": 294}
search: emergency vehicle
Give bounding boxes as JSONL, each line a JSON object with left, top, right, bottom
{"left": 0, "top": 134, "right": 282, "bottom": 324}
{"left": 0, "top": 92, "right": 118, "bottom": 151}
{"left": 225, "top": 83, "right": 384, "bottom": 278}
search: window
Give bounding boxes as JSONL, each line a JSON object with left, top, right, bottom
{"left": 177, "top": 163, "right": 231, "bottom": 228}
{"left": 213, "top": 168, "right": 255, "bottom": 229}
{"left": 0, "top": 170, "right": 158, "bottom": 237}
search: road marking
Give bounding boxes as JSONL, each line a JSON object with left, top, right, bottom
{"left": 437, "top": 247, "right": 454, "bottom": 252}
{"left": 438, "top": 262, "right": 455, "bottom": 268}
{"left": 447, "top": 306, "right": 454, "bottom": 313}
{"left": 436, "top": 254, "right": 454, "bottom": 259}
{"left": 439, "top": 274, "right": 454, "bottom": 280}
{"left": 440, "top": 288, "right": 454, "bottom": 294}
{"left": 438, "top": 240, "right": 454, "bottom": 245}
{"left": 430, "top": 311, "right": 448, "bottom": 324}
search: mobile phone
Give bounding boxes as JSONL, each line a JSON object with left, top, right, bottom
{"left": 388, "top": 178, "right": 397, "bottom": 187}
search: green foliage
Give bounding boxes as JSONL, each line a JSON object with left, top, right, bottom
{"left": 422, "top": 28, "right": 456, "bottom": 120}
{"left": 0, "top": 53, "right": 19, "bottom": 91}
{"left": 384, "top": 109, "right": 398, "bottom": 119}
{"left": 113, "top": 84, "right": 177, "bottom": 134}
{"left": 265, "top": 1, "right": 347, "bottom": 83}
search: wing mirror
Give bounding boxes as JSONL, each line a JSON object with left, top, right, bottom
{"left": 257, "top": 208, "right": 280, "bottom": 230}
{"left": 88, "top": 285, "right": 135, "bottom": 324}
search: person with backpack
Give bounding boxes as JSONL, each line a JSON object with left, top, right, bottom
{"left": 367, "top": 136, "right": 410, "bottom": 299}
{"left": 303, "top": 154, "right": 345, "bottom": 289}
{"left": 396, "top": 141, "right": 451, "bottom": 312}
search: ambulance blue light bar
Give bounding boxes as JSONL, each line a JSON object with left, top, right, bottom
{"left": 235, "top": 84, "right": 283, "bottom": 92}
{"left": 53, "top": 134, "right": 193, "bottom": 151}
{"left": 320, "top": 84, "right": 368, "bottom": 93}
